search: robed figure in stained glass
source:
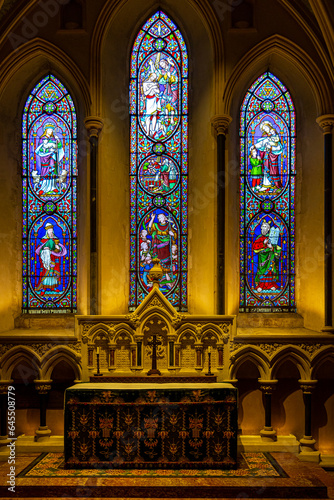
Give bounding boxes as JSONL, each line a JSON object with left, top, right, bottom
{"left": 35, "top": 222, "right": 67, "bottom": 293}
{"left": 130, "top": 11, "right": 188, "bottom": 310}
{"left": 23, "top": 74, "right": 77, "bottom": 312}
{"left": 254, "top": 121, "right": 283, "bottom": 190}
{"left": 148, "top": 211, "right": 177, "bottom": 288}
{"left": 253, "top": 220, "right": 281, "bottom": 292}
{"left": 240, "top": 72, "right": 295, "bottom": 312}
{"left": 139, "top": 52, "right": 180, "bottom": 141}
{"left": 34, "top": 121, "right": 65, "bottom": 197}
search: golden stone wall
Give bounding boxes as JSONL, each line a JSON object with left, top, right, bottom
{"left": 0, "top": 0, "right": 333, "bottom": 460}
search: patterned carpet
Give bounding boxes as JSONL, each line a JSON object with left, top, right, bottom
{"left": 17, "top": 451, "right": 288, "bottom": 478}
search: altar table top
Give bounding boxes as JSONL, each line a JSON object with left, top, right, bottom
{"left": 67, "top": 382, "right": 235, "bottom": 390}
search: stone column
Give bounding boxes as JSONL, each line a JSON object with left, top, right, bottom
{"left": 130, "top": 343, "right": 137, "bottom": 370}
{"left": 174, "top": 343, "right": 181, "bottom": 368}
{"left": 211, "top": 114, "right": 232, "bottom": 314}
{"left": 87, "top": 344, "right": 94, "bottom": 367}
{"left": 316, "top": 115, "right": 334, "bottom": 332}
{"left": 259, "top": 380, "right": 278, "bottom": 442}
{"left": 217, "top": 343, "right": 224, "bottom": 370}
{"left": 34, "top": 380, "right": 52, "bottom": 442}
{"left": 167, "top": 334, "right": 177, "bottom": 370}
{"left": 84, "top": 117, "right": 104, "bottom": 315}
{"left": 136, "top": 341, "right": 143, "bottom": 368}
{"left": 0, "top": 381, "right": 13, "bottom": 450}
{"left": 299, "top": 380, "right": 320, "bottom": 461}
{"left": 195, "top": 344, "right": 203, "bottom": 371}
{"left": 108, "top": 345, "right": 116, "bottom": 369}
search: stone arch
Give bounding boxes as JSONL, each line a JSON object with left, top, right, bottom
{"left": 90, "top": 0, "right": 223, "bottom": 115}
{"left": 311, "top": 347, "right": 334, "bottom": 379}
{"left": 0, "top": 37, "right": 90, "bottom": 115}
{"left": 232, "top": 352, "right": 266, "bottom": 436}
{"left": 42, "top": 348, "right": 81, "bottom": 381}
{"left": 0, "top": 347, "right": 41, "bottom": 380}
{"left": 114, "top": 325, "right": 135, "bottom": 343}
{"left": 201, "top": 325, "right": 222, "bottom": 343}
{"left": 225, "top": 34, "right": 330, "bottom": 329}
{"left": 271, "top": 347, "right": 310, "bottom": 380}
{"left": 139, "top": 312, "right": 172, "bottom": 337}
{"left": 310, "top": 350, "right": 334, "bottom": 454}
{"left": 92, "top": 0, "right": 222, "bottom": 314}
{"left": 230, "top": 348, "right": 270, "bottom": 380}
{"left": 176, "top": 325, "right": 198, "bottom": 343}
{"left": 0, "top": 37, "right": 91, "bottom": 324}
{"left": 86, "top": 323, "right": 114, "bottom": 343}
{"left": 270, "top": 351, "right": 307, "bottom": 440}
{"left": 223, "top": 34, "right": 332, "bottom": 116}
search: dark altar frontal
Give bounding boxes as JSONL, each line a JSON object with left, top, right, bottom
{"left": 64, "top": 382, "right": 238, "bottom": 469}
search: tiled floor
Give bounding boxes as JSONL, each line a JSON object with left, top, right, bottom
{"left": 0, "top": 452, "right": 334, "bottom": 499}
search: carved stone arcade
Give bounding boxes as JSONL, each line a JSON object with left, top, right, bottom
{"left": 77, "top": 283, "right": 234, "bottom": 381}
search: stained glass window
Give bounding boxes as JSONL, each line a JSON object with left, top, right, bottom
{"left": 22, "top": 75, "right": 77, "bottom": 313}
{"left": 129, "top": 11, "right": 188, "bottom": 310}
{"left": 240, "top": 72, "right": 296, "bottom": 312}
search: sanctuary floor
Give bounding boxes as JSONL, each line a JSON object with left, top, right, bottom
{"left": 1, "top": 451, "right": 334, "bottom": 499}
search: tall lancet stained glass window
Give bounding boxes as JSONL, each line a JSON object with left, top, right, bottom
{"left": 129, "top": 11, "right": 188, "bottom": 310}
{"left": 240, "top": 72, "right": 296, "bottom": 312}
{"left": 22, "top": 75, "right": 77, "bottom": 313}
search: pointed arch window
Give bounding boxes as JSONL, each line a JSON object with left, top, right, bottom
{"left": 22, "top": 75, "right": 77, "bottom": 313}
{"left": 129, "top": 11, "right": 188, "bottom": 310}
{"left": 240, "top": 72, "right": 296, "bottom": 312}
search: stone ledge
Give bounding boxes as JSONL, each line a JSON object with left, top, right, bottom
{"left": 0, "top": 328, "right": 76, "bottom": 341}
{"left": 15, "top": 314, "right": 75, "bottom": 330}
{"left": 237, "top": 313, "right": 304, "bottom": 329}
{"left": 320, "top": 454, "right": 334, "bottom": 468}
{"left": 235, "top": 327, "right": 333, "bottom": 340}
{"left": 238, "top": 434, "right": 300, "bottom": 454}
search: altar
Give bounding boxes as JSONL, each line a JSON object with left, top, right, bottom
{"left": 67, "top": 261, "right": 237, "bottom": 469}
{"left": 64, "top": 382, "right": 237, "bottom": 469}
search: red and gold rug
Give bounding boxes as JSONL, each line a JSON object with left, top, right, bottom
{"left": 17, "top": 451, "right": 287, "bottom": 478}
{"left": 1, "top": 451, "right": 330, "bottom": 498}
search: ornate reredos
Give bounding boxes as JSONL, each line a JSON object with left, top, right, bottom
{"left": 76, "top": 285, "right": 235, "bottom": 380}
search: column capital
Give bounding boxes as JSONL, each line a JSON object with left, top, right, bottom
{"left": 194, "top": 344, "right": 204, "bottom": 351}
{"left": 84, "top": 116, "right": 104, "bottom": 138}
{"left": 211, "top": 114, "right": 232, "bottom": 136}
{"left": 258, "top": 379, "right": 278, "bottom": 394}
{"left": 298, "top": 379, "right": 317, "bottom": 394}
{"left": 0, "top": 380, "right": 13, "bottom": 394}
{"left": 34, "top": 380, "right": 52, "bottom": 394}
{"left": 316, "top": 114, "right": 334, "bottom": 134}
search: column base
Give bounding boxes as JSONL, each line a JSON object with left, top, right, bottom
{"left": 299, "top": 450, "right": 321, "bottom": 462}
{"left": 320, "top": 453, "right": 334, "bottom": 467}
{"left": 35, "top": 426, "right": 52, "bottom": 442}
{"left": 260, "top": 426, "right": 277, "bottom": 442}
{"left": 321, "top": 325, "right": 334, "bottom": 334}
{"left": 299, "top": 436, "right": 319, "bottom": 456}
{"left": 0, "top": 436, "right": 12, "bottom": 461}
{"left": 0, "top": 435, "right": 11, "bottom": 446}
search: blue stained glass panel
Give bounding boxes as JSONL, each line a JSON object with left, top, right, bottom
{"left": 22, "top": 75, "right": 77, "bottom": 313}
{"left": 240, "top": 72, "right": 296, "bottom": 312}
{"left": 129, "top": 11, "right": 188, "bottom": 310}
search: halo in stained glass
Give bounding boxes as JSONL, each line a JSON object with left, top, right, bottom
{"left": 240, "top": 72, "right": 295, "bottom": 312}
{"left": 22, "top": 74, "right": 77, "bottom": 313}
{"left": 129, "top": 11, "right": 188, "bottom": 311}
